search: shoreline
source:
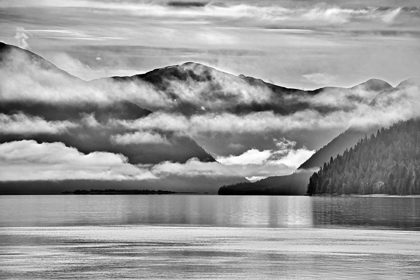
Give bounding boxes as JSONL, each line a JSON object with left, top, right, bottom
{"left": 310, "top": 193, "right": 420, "bottom": 198}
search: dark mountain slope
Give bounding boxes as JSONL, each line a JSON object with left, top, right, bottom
{"left": 307, "top": 118, "right": 420, "bottom": 195}
{"left": 218, "top": 171, "right": 311, "bottom": 195}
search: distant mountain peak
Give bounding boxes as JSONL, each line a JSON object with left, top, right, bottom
{"left": 181, "top": 61, "right": 206, "bottom": 67}
{"left": 351, "top": 78, "right": 393, "bottom": 91}
{"left": 396, "top": 78, "right": 420, "bottom": 88}
{"left": 0, "top": 42, "right": 78, "bottom": 79}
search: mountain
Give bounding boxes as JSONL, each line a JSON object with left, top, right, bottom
{"left": 349, "top": 78, "right": 393, "bottom": 92}
{"left": 109, "top": 61, "right": 390, "bottom": 162}
{"left": 307, "top": 118, "right": 420, "bottom": 195}
{"left": 109, "top": 61, "right": 376, "bottom": 116}
{"left": 299, "top": 79, "right": 394, "bottom": 170}
{"left": 218, "top": 171, "right": 311, "bottom": 195}
{"left": 0, "top": 42, "right": 77, "bottom": 78}
{"left": 218, "top": 79, "right": 395, "bottom": 195}
{"left": 0, "top": 42, "right": 216, "bottom": 164}
{"left": 2, "top": 42, "right": 408, "bottom": 195}
{"left": 0, "top": 43, "right": 245, "bottom": 194}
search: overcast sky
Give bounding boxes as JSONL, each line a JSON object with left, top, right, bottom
{"left": 1, "top": 0, "right": 419, "bottom": 88}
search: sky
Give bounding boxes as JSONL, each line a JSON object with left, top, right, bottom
{"left": 0, "top": 0, "right": 419, "bottom": 88}
{"left": 1, "top": 0, "right": 420, "bottom": 188}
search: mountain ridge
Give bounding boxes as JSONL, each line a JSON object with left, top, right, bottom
{"left": 1, "top": 43, "right": 407, "bottom": 195}
{"left": 0, "top": 43, "right": 246, "bottom": 194}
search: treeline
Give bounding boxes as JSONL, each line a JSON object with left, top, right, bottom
{"left": 307, "top": 118, "right": 420, "bottom": 195}
{"left": 63, "top": 189, "right": 176, "bottom": 195}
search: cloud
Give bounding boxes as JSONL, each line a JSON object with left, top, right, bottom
{"left": 217, "top": 149, "right": 272, "bottom": 165}
{"left": 1, "top": 0, "right": 418, "bottom": 90}
{"left": 216, "top": 139, "right": 315, "bottom": 181}
{"left": 272, "top": 148, "right": 316, "bottom": 168}
{"left": 115, "top": 110, "right": 355, "bottom": 136}
{"left": 351, "top": 82, "right": 420, "bottom": 130}
{"left": 113, "top": 81, "right": 420, "bottom": 157}
{"left": 14, "top": 27, "right": 31, "bottom": 49}
{"left": 111, "top": 131, "right": 171, "bottom": 145}
{"left": 0, "top": 49, "right": 113, "bottom": 103}
{"left": 0, "top": 113, "right": 78, "bottom": 135}
{"left": 1, "top": 2, "right": 409, "bottom": 27}
{"left": 285, "top": 84, "right": 380, "bottom": 110}
{"left": 303, "top": 73, "right": 339, "bottom": 86}
{"left": 0, "top": 140, "right": 242, "bottom": 181}
{"left": 274, "top": 138, "right": 297, "bottom": 150}
{"left": 81, "top": 113, "right": 101, "bottom": 127}
{"left": 46, "top": 52, "right": 136, "bottom": 81}
{"left": 0, "top": 140, "right": 157, "bottom": 181}
{"left": 150, "top": 157, "right": 238, "bottom": 178}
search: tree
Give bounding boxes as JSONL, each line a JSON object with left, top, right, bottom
{"left": 307, "top": 118, "right": 420, "bottom": 195}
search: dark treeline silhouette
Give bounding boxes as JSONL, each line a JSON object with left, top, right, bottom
{"left": 307, "top": 118, "right": 420, "bottom": 196}
{"left": 218, "top": 173, "right": 308, "bottom": 195}
{"left": 65, "top": 189, "right": 177, "bottom": 195}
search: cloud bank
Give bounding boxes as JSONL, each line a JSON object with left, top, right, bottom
{"left": 0, "top": 113, "right": 78, "bottom": 135}
{"left": 0, "top": 140, "right": 157, "bottom": 181}
{"left": 0, "top": 140, "right": 240, "bottom": 181}
{"left": 111, "top": 131, "right": 171, "bottom": 145}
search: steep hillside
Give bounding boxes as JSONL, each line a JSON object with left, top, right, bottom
{"left": 307, "top": 118, "right": 420, "bottom": 195}
{"left": 299, "top": 80, "right": 394, "bottom": 170}
{"left": 218, "top": 171, "right": 311, "bottom": 195}
{"left": 218, "top": 80, "right": 395, "bottom": 195}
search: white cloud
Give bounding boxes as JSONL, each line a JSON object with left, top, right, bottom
{"left": 217, "top": 149, "right": 272, "bottom": 165}
{"left": 111, "top": 131, "right": 171, "bottom": 145}
{"left": 0, "top": 140, "right": 243, "bottom": 181}
{"left": 303, "top": 72, "right": 339, "bottom": 86}
{"left": 0, "top": 49, "right": 112, "bottom": 103}
{"left": 270, "top": 148, "right": 315, "bottom": 168}
{"left": 115, "top": 110, "right": 354, "bottom": 136}
{"left": 1, "top": 2, "right": 406, "bottom": 27}
{"left": 150, "top": 157, "right": 238, "bottom": 178}
{"left": 0, "top": 113, "right": 78, "bottom": 134}
{"left": 216, "top": 139, "right": 315, "bottom": 181}
{"left": 14, "top": 27, "right": 31, "bottom": 49}
{"left": 245, "top": 176, "right": 267, "bottom": 183}
{"left": 350, "top": 83, "right": 420, "bottom": 130}
{"left": 112, "top": 83, "right": 418, "bottom": 140}
{"left": 301, "top": 7, "right": 355, "bottom": 24}
{"left": 0, "top": 140, "right": 157, "bottom": 181}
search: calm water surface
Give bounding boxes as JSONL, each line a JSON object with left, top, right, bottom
{"left": 1, "top": 195, "right": 420, "bottom": 279}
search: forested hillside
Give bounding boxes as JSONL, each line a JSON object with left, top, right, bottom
{"left": 307, "top": 118, "right": 420, "bottom": 195}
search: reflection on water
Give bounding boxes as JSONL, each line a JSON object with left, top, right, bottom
{"left": 312, "top": 196, "right": 420, "bottom": 230}
{"left": 0, "top": 195, "right": 419, "bottom": 230}
{"left": 1, "top": 195, "right": 420, "bottom": 279}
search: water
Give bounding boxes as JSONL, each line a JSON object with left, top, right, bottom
{"left": 1, "top": 195, "right": 420, "bottom": 279}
